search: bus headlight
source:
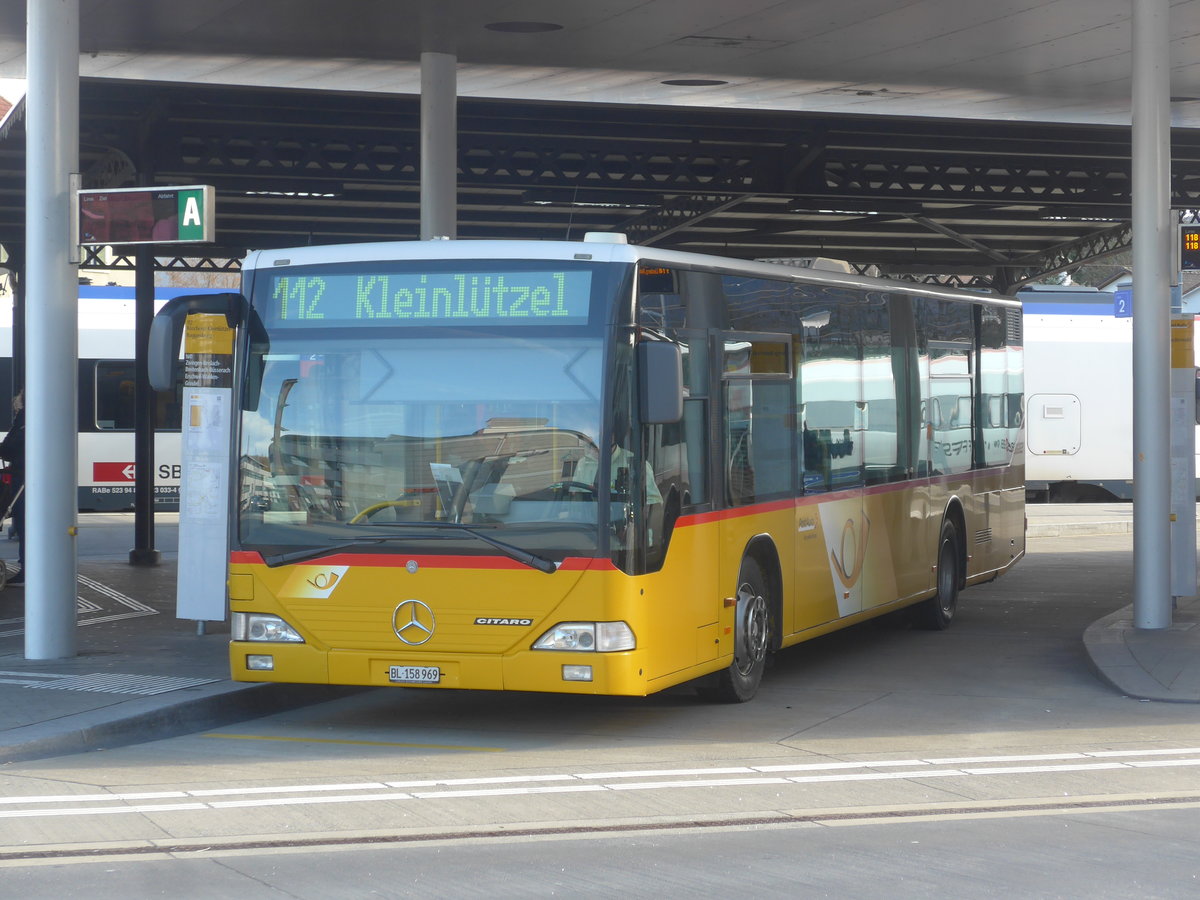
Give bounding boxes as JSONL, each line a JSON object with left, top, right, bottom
{"left": 231, "top": 612, "right": 305, "bottom": 643}
{"left": 532, "top": 622, "right": 635, "bottom": 652}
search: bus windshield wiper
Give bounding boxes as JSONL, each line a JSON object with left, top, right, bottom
{"left": 261, "top": 523, "right": 558, "bottom": 573}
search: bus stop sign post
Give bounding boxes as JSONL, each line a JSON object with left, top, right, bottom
{"left": 175, "top": 313, "right": 235, "bottom": 629}
{"left": 1169, "top": 316, "right": 1198, "bottom": 602}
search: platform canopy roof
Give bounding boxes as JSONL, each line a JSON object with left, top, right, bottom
{"left": 0, "top": 0, "right": 1195, "bottom": 286}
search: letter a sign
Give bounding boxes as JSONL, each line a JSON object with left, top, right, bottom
{"left": 178, "top": 190, "right": 206, "bottom": 240}
{"left": 77, "top": 184, "right": 215, "bottom": 246}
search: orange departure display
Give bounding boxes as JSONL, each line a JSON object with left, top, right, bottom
{"left": 1182, "top": 226, "right": 1200, "bottom": 270}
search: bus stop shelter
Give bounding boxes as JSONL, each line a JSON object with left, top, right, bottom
{"left": 0, "top": 0, "right": 1192, "bottom": 657}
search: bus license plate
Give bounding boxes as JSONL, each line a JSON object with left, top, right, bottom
{"left": 389, "top": 665, "right": 441, "bottom": 684}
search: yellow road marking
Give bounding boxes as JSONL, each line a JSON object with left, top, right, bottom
{"left": 202, "top": 733, "right": 505, "bottom": 752}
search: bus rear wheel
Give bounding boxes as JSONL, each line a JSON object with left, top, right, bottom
{"left": 697, "top": 557, "right": 772, "bottom": 703}
{"left": 917, "top": 520, "right": 959, "bottom": 630}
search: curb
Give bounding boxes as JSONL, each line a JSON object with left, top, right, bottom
{"left": 0, "top": 682, "right": 362, "bottom": 765}
{"left": 1081, "top": 604, "right": 1169, "bottom": 702}
{"left": 1082, "top": 602, "right": 1200, "bottom": 704}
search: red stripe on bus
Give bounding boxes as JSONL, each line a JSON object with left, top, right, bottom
{"left": 227, "top": 549, "right": 611, "bottom": 572}
{"left": 675, "top": 465, "right": 1018, "bottom": 528}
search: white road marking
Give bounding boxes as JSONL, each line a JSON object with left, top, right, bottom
{"left": 189, "top": 782, "right": 390, "bottom": 797}
{"left": 926, "top": 753, "right": 1088, "bottom": 764}
{"left": 0, "top": 791, "right": 187, "bottom": 806}
{"left": 606, "top": 777, "right": 790, "bottom": 791}
{"left": 959, "top": 763, "right": 1128, "bottom": 775}
{"left": 2, "top": 746, "right": 1200, "bottom": 822}
{"left": 0, "top": 575, "right": 156, "bottom": 637}
{"left": 385, "top": 774, "right": 577, "bottom": 789}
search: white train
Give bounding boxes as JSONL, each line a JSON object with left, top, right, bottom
{"left": 1021, "top": 283, "right": 1199, "bottom": 502}
{"left": 0, "top": 284, "right": 184, "bottom": 510}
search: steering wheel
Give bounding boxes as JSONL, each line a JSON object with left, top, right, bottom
{"left": 549, "top": 480, "right": 598, "bottom": 501}
{"left": 350, "top": 499, "right": 420, "bottom": 523}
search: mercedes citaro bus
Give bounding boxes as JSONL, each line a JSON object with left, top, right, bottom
{"left": 150, "top": 234, "right": 1025, "bottom": 702}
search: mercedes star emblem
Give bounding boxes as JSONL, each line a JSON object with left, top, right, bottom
{"left": 392, "top": 599, "right": 436, "bottom": 645}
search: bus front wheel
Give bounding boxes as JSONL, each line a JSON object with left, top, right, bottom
{"left": 698, "top": 557, "right": 772, "bottom": 703}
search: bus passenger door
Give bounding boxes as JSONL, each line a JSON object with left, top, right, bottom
{"left": 862, "top": 295, "right": 927, "bottom": 609}
{"left": 718, "top": 334, "right": 797, "bottom": 630}
{"left": 792, "top": 296, "right": 868, "bottom": 624}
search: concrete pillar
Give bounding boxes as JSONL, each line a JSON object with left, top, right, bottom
{"left": 420, "top": 51, "right": 457, "bottom": 240}
{"left": 24, "top": 0, "right": 80, "bottom": 658}
{"left": 1131, "top": 0, "right": 1173, "bottom": 629}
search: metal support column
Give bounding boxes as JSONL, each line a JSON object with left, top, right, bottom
{"left": 130, "top": 244, "right": 159, "bottom": 565}
{"left": 1132, "top": 0, "right": 1173, "bottom": 629}
{"left": 420, "top": 51, "right": 457, "bottom": 240}
{"left": 24, "top": 0, "right": 79, "bottom": 658}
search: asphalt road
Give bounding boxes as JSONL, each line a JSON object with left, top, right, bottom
{"left": 7, "top": 808, "right": 1200, "bottom": 899}
{"left": 3, "top": 530, "right": 1199, "bottom": 895}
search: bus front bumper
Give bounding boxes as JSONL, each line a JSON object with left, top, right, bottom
{"left": 230, "top": 641, "right": 650, "bottom": 696}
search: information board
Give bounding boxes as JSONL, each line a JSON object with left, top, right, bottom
{"left": 1181, "top": 224, "right": 1200, "bottom": 271}
{"left": 78, "top": 185, "right": 215, "bottom": 246}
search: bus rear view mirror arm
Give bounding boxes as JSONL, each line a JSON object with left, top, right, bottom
{"left": 148, "top": 292, "right": 269, "bottom": 410}
{"left": 148, "top": 292, "right": 244, "bottom": 391}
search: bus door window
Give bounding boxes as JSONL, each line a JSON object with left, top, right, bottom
{"left": 607, "top": 341, "right": 639, "bottom": 573}
{"left": 721, "top": 335, "right": 793, "bottom": 506}
{"left": 639, "top": 337, "right": 698, "bottom": 571}
{"left": 888, "top": 295, "right": 922, "bottom": 482}
{"left": 920, "top": 299, "right": 975, "bottom": 476}
{"left": 637, "top": 266, "right": 712, "bottom": 571}
{"left": 861, "top": 295, "right": 901, "bottom": 486}
{"left": 795, "top": 303, "right": 864, "bottom": 493}
{"left": 979, "top": 306, "right": 1018, "bottom": 468}
{"left": 677, "top": 333, "right": 708, "bottom": 508}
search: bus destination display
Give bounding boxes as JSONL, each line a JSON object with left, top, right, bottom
{"left": 268, "top": 270, "right": 592, "bottom": 326}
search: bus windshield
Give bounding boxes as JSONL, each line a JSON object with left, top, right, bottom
{"left": 238, "top": 258, "right": 625, "bottom": 560}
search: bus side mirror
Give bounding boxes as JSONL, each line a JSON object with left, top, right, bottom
{"left": 149, "top": 292, "right": 268, "bottom": 410}
{"left": 638, "top": 340, "right": 683, "bottom": 424}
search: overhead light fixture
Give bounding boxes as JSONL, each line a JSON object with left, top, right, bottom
{"left": 522, "top": 189, "right": 659, "bottom": 209}
{"left": 661, "top": 78, "right": 729, "bottom": 87}
{"left": 1040, "top": 215, "right": 1125, "bottom": 223}
{"left": 789, "top": 204, "right": 886, "bottom": 216}
{"left": 485, "top": 21, "right": 563, "bottom": 33}
{"left": 673, "top": 35, "right": 785, "bottom": 51}
{"left": 244, "top": 190, "right": 339, "bottom": 198}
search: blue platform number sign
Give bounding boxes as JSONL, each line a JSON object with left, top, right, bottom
{"left": 1114, "top": 289, "right": 1132, "bottom": 318}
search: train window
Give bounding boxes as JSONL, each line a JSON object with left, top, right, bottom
{"left": 94, "top": 362, "right": 183, "bottom": 431}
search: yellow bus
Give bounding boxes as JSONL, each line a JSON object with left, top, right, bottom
{"left": 152, "top": 234, "right": 1025, "bottom": 702}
